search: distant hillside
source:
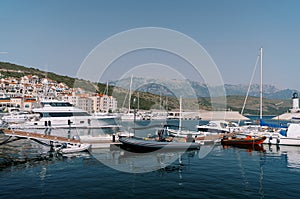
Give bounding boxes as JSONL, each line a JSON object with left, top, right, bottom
{"left": 224, "top": 84, "right": 298, "bottom": 100}
{"left": 110, "top": 77, "right": 299, "bottom": 100}
{"left": 0, "top": 61, "right": 294, "bottom": 115}
{"left": 0, "top": 61, "right": 77, "bottom": 88}
{"left": 109, "top": 77, "right": 295, "bottom": 115}
{"left": 225, "top": 95, "right": 291, "bottom": 116}
{"left": 0, "top": 61, "right": 179, "bottom": 110}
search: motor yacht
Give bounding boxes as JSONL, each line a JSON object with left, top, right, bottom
{"left": 8, "top": 101, "right": 118, "bottom": 129}
{"left": 196, "top": 120, "right": 240, "bottom": 135}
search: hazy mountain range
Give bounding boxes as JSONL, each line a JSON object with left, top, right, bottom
{"left": 0, "top": 61, "right": 295, "bottom": 114}
{"left": 109, "top": 77, "right": 298, "bottom": 100}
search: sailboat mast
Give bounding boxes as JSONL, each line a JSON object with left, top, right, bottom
{"left": 106, "top": 82, "right": 109, "bottom": 113}
{"left": 260, "top": 47, "right": 263, "bottom": 119}
{"left": 128, "top": 75, "right": 133, "bottom": 112}
{"left": 179, "top": 96, "right": 182, "bottom": 131}
{"left": 106, "top": 82, "right": 109, "bottom": 95}
{"left": 137, "top": 92, "right": 139, "bottom": 111}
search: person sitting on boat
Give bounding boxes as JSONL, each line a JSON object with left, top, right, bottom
{"left": 246, "top": 135, "right": 252, "bottom": 140}
{"left": 156, "top": 129, "right": 166, "bottom": 142}
{"left": 185, "top": 134, "right": 195, "bottom": 142}
{"left": 223, "top": 135, "right": 228, "bottom": 140}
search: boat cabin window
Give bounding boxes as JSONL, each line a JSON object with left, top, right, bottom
{"left": 208, "top": 122, "right": 217, "bottom": 127}
{"left": 40, "top": 112, "right": 91, "bottom": 117}
{"left": 41, "top": 102, "right": 73, "bottom": 107}
{"left": 220, "top": 123, "right": 228, "bottom": 128}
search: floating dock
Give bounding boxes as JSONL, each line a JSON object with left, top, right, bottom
{"left": 0, "top": 128, "right": 122, "bottom": 149}
{"left": 1, "top": 128, "right": 81, "bottom": 144}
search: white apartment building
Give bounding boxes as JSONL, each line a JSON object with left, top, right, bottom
{"left": 61, "top": 93, "right": 118, "bottom": 113}
{"left": 78, "top": 97, "right": 94, "bottom": 113}
{"left": 60, "top": 93, "right": 93, "bottom": 113}
{"left": 100, "top": 95, "right": 117, "bottom": 112}
{"left": 89, "top": 94, "right": 117, "bottom": 113}
{"left": 0, "top": 75, "right": 117, "bottom": 113}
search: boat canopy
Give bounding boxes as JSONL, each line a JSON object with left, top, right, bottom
{"left": 259, "top": 119, "right": 288, "bottom": 129}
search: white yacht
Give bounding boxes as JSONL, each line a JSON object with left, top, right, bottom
{"left": 196, "top": 120, "right": 240, "bottom": 135}
{"left": 120, "top": 111, "right": 142, "bottom": 121}
{"left": 1, "top": 109, "right": 39, "bottom": 124}
{"left": 262, "top": 123, "right": 300, "bottom": 146}
{"left": 2, "top": 111, "right": 29, "bottom": 124}
{"left": 9, "top": 101, "right": 118, "bottom": 129}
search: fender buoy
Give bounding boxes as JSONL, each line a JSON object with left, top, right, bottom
{"left": 268, "top": 136, "right": 272, "bottom": 144}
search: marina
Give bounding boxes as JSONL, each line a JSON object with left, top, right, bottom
{"left": 1, "top": 133, "right": 300, "bottom": 198}
{"left": 0, "top": 111, "right": 300, "bottom": 199}
{"left": 1, "top": 1, "right": 300, "bottom": 198}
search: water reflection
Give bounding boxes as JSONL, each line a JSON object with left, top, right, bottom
{"left": 264, "top": 144, "right": 300, "bottom": 170}
{"left": 0, "top": 132, "right": 91, "bottom": 170}
{"left": 91, "top": 147, "right": 198, "bottom": 173}
{"left": 220, "top": 143, "right": 300, "bottom": 171}
{"left": 222, "top": 144, "right": 266, "bottom": 153}
{"left": 2, "top": 126, "right": 300, "bottom": 175}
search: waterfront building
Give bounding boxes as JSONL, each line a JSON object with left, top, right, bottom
{"left": 0, "top": 74, "right": 118, "bottom": 114}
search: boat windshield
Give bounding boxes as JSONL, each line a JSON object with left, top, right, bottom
{"left": 40, "top": 112, "right": 91, "bottom": 117}
{"left": 220, "top": 122, "right": 228, "bottom": 128}
{"left": 41, "top": 102, "right": 73, "bottom": 107}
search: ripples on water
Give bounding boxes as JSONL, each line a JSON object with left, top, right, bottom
{"left": 1, "top": 120, "right": 300, "bottom": 198}
{"left": 1, "top": 143, "right": 300, "bottom": 198}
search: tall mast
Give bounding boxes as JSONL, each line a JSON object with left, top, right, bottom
{"left": 260, "top": 47, "right": 263, "bottom": 119}
{"left": 137, "top": 92, "right": 139, "bottom": 111}
{"left": 106, "top": 81, "right": 109, "bottom": 113}
{"left": 179, "top": 96, "right": 182, "bottom": 131}
{"left": 128, "top": 75, "right": 133, "bottom": 112}
{"left": 106, "top": 81, "right": 109, "bottom": 95}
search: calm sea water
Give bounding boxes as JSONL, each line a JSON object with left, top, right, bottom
{"left": 1, "top": 119, "right": 300, "bottom": 199}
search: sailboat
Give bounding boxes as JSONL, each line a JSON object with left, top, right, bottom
{"left": 167, "top": 96, "right": 198, "bottom": 137}
{"left": 236, "top": 48, "right": 265, "bottom": 133}
{"left": 165, "top": 97, "right": 220, "bottom": 144}
{"left": 120, "top": 75, "right": 142, "bottom": 121}
{"left": 237, "top": 48, "right": 298, "bottom": 145}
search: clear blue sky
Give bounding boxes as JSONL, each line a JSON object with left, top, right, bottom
{"left": 1, "top": 0, "right": 300, "bottom": 89}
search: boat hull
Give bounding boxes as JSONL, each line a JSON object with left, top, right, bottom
{"left": 119, "top": 137, "right": 200, "bottom": 152}
{"left": 262, "top": 123, "right": 300, "bottom": 146}
{"left": 221, "top": 136, "right": 266, "bottom": 146}
{"left": 56, "top": 143, "right": 91, "bottom": 154}
{"left": 264, "top": 136, "right": 300, "bottom": 146}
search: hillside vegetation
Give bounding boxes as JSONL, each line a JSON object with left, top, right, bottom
{"left": 0, "top": 61, "right": 292, "bottom": 115}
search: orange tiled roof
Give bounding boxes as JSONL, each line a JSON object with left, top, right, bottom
{"left": 0, "top": 99, "right": 10, "bottom": 102}
{"left": 24, "top": 99, "right": 37, "bottom": 102}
